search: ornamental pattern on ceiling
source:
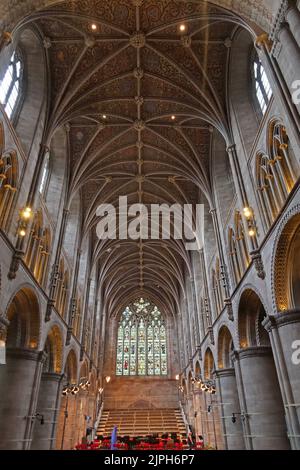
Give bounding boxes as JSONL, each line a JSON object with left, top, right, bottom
{"left": 1, "top": 0, "right": 274, "bottom": 310}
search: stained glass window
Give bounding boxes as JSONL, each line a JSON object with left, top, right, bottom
{"left": 116, "top": 298, "right": 167, "bottom": 376}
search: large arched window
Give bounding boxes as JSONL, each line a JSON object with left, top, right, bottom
{"left": 0, "top": 51, "right": 23, "bottom": 119}
{"left": 253, "top": 55, "right": 272, "bottom": 115}
{"left": 116, "top": 298, "right": 167, "bottom": 376}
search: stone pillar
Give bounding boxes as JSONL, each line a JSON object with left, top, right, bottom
{"left": 286, "top": 1, "right": 300, "bottom": 48}
{"left": 30, "top": 372, "right": 64, "bottom": 450}
{"left": 264, "top": 311, "right": 300, "bottom": 450}
{"left": 234, "top": 347, "right": 290, "bottom": 450}
{"left": 215, "top": 368, "right": 245, "bottom": 450}
{"left": 0, "top": 348, "right": 45, "bottom": 450}
{"left": 277, "top": 23, "right": 300, "bottom": 89}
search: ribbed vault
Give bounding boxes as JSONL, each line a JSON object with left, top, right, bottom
{"left": 14, "top": 0, "right": 262, "bottom": 316}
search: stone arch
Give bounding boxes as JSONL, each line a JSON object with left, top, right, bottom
{"left": 217, "top": 325, "right": 234, "bottom": 369}
{"left": 79, "top": 360, "right": 89, "bottom": 381}
{"left": 204, "top": 347, "right": 215, "bottom": 380}
{"left": 195, "top": 360, "right": 201, "bottom": 377}
{"left": 5, "top": 286, "right": 40, "bottom": 349}
{"left": 272, "top": 208, "right": 300, "bottom": 312}
{"left": 64, "top": 348, "right": 78, "bottom": 383}
{"left": 238, "top": 288, "right": 270, "bottom": 348}
{"left": 43, "top": 324, "right": 63, "bottom": 373}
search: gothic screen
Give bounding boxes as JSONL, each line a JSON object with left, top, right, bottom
{"left": 116, "top": 298, "right": 167, "bottom": 376}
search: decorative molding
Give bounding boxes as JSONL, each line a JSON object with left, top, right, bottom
{"left": 271, "top": 204, "right": 300, "bottom": 313}
{"left": 250, "top": 249, "right": 266, "bottom": 280}
{"left": 130, "top": 32, "right": 146, "bottom": 49}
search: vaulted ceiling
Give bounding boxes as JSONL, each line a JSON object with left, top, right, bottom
{"left": 20, "top": 0, "right": 259, "bottom": 316}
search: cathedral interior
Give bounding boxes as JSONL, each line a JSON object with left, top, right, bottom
{"left": 0, "top": 0, "right": 300, "bottom": 451}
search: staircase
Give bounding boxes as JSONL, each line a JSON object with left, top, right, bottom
{"left": 97, "top": 408, "right": 186, "bottom": 437}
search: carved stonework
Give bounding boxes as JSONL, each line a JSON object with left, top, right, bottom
{"left": 131, "top": 0, "right": 144, "bottom": 6}
{"left": 0, "top": 31, "right": 12, "bottom": 52}
{"left": 134, "top": 95, "right": 144, "bottom": 105}
{"left": 7, "top": 250, "right": 23, "bottom": 280}
{"left": 133, "top": 120, "right": 146, "bottom": 131}
{"left": 225, "top": 299, "right": 234, "bottom": 321}
{"left": 130, "top": 32, "right": 146, "bottom": 49}
{"left": 251, "top": 249, "right": 266, "bottom": 280}
{"left": 181, "top": 35, "right": 191, "bottom": 48}
{"left": 84, "top": 36, "right": 96, "bottom": 48}
{"left": 208, "top": 326, "right": 215, "bottom": 345}
{"left": 0, "top": 316, "right": 9, "bottom": 342}
{"left": 133, "top": 67, "right": 144, "bottom": 79}
{"left": 43, "top": 36, "right": 51, "bottom": 49}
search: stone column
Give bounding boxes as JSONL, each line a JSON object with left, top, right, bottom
{"left": 234, "top": 347, "right": 290, "bottom": 450}
{"left": 264, "top": 311, "right": 300, "bottom": 450}
{"left": 210, "top": 209, "right": 233, "bottom": 321}
{"left": 30, "top": 372, "right": 64, "bottom": 450}
{"left": 66, "top": 248, "right": 82, "bottom": 344}
{"left": 215, "top": 368, "right": 245, "bottom": 450}
{"left": 0, "top": 348, "right": 45, "bottom": 449}
{"left": 277, "top": 22, "right": 300, "bottom": 88}
{"left": 286, "top": 1, "right": 300, "bottom": 48}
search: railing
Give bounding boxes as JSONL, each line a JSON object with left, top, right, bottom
{"left": 92, "top": 401, "right": 104, "bottom": 439}
{"left": 179, "top": 400, "right": 190, "bottom": 435}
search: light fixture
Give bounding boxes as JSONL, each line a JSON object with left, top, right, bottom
{"left": 171, "top": 115, "right": 176, "bottom": 120}
{"left": 105, "top": 376, "right": 111, "bottom": 383}
{"left": 19, "top": 228, "right": 26, "bottom": 237}
{"left": 71, "top": 386, "right": 79, "bottom": 395}
{"left": 243, "top": 207, "right": 252, "bottom": 219}
{"left": 20, "top": 206, "right": 32, "bottom": 220}
{"left": 175, "top": 374, "right": 180, "bottom": 381}
{"left": 102, "top": 114, "right": 107, "bottom": 119}
{"left": 179, "top": 24, "right": 186, "bottom": 32}
{"left": 248, "top": 228, "right": 256, "bottom": 237}
{"left": 91, "top": 23, "right": 97, "bottom": 31}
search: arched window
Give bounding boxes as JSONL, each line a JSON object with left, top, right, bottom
{"left": 0, "top": 51, "right": 23, "bottom": 119}
{"left": 253, "top": 55, "right": 272, "bottom": 115}
{"left": 116, "top": 298, "right": 167, "bottom": 376}
{"left": 39, "top": 151, "right": 50, "bottom": 196}
{"left": 257, "top": 122, "right": 296, "bottom": 229}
